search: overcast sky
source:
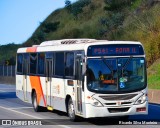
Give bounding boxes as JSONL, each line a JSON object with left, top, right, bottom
{"left": 0, "top": 0, "right": 77, "bottom": 45}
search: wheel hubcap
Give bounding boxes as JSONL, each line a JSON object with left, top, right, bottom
{"left": 69, "top": 102, "right": 74, "bottom": 118}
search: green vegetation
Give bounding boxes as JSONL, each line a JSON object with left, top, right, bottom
{"left": 1, "top": 0, "right": 160, "bottom": 89}
{"left": 115, "top": 3, "right": 160, "bottom": 67}
{"left": 0, "top": 43, "right": 21, "bottom": 65}
{"left": 23, "top": 0, "right": 106, "bottom": 46}
{"left": 24, "top": 0, "right": 160, "bottom": 67}
{"left": 148, "top": 59, "right": 160, "bottom": 89}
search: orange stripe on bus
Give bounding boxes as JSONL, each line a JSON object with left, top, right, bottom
{"left": 26, "top": 47, "right": 46, "bottom": 107}
{"left": 29, "top": 76, "right": 46, "bottom": 107}
{"left": 38, "top": 77, "right": 46, "bottom": 107}
{"left": 26, "top": 47, "right": 37, "bottom": 52}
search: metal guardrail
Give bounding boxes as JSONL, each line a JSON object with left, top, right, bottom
{"left": 0, "top": 65, "right": 15, "bottom": 76}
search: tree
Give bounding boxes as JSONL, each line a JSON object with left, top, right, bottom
{"left": 65, "top": 0, "right": 71, "bottom": 7}
{"left": 41, "top": 21, "right": 60, "bottom": 33}
{"left": 65, "top": 0, "right": 72, "bottom": 12}
{"left": 104, "top": 0, "right": 133, "bottom": 11}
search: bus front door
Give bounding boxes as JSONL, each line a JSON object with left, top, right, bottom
{"left": 76, "top": 57, "right": 83, "bottom": 114}
{"left": 45, "top": 59, "right": 53, "bottom": 110}
{"left": 23, "top": 54, "right": 29, "bottom": 101}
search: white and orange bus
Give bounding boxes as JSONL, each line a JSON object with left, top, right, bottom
{"left": 16, "top": 39, "right": 148, "bottom": 121}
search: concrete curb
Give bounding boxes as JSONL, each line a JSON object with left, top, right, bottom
{"left": 0, "top": 76, "right": 15, "bottom": 85}
{"left": 148, "top": 89, "right": 160, "bottom": 104}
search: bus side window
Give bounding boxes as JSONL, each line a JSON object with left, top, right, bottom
{"left": 17, "top": 54, "right": 23, "bottom": 73}
{"left": 65, "top": 52, "right": 74, "bottom": 77}
{"left": 38, "top": 53, "right": 45, "bottom": 75}
{"left": 30, "top": 53, "right": 37, "bottom": 74}
{"left": 23, "top": 53, "right": 29, "bottom": 75}
{"left": 55, "top": 52, "right": 64, "bottom": 77}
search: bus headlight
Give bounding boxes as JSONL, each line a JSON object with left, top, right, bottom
{"left": 134, "top": 94, "right": 147, "bottom": 104}
{"left": 90, "top": 97, "right": 103, "bottom": 107}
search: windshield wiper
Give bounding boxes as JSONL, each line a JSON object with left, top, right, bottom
{"left": 102, "top": 57, "right": 113, "bottom": 72}
{"left": 122, "top": 56, "right": 133, "bottom": 70}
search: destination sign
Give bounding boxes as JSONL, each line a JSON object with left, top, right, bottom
{"left": 87, "top": 44, "right": 144, "bottom": 56}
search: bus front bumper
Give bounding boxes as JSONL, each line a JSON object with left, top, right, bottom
{"left": 85, "top": 101, "right": 148, "bottom": 118}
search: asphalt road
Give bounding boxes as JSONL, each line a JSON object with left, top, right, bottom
{"left": 0, "top": 84, "right": 160, "bottom": 128}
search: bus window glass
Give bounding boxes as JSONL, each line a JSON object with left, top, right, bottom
{"left": 87, "top": 58, "right": 146, "bottom": 93}
{"left": 17, "top": 54, "right": 23, "bottom": 73}
{"left": 38, "top": 53, "right": 45, "bottom": 75}
{"left": 46, "top": 52, "right": 53, "bottom": 59}
{"left": 118, "top": 58, "right": 145, "bottom": 91}
{"left": 65, "top": 52, "right": 74, "bottom": 76}
{"left": 55, "top": 52, "right": 64, "bottom": 76}
{"left": 23, "top": 54, "right": 29, "bottom": 74}
{"left": 30, "top": 53, "right": 37, "bottom": 74}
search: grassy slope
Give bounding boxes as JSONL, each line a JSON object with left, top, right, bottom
{"left": 24, "top": 1, "right": 160, "bottom": 66}
{"left": 148, "top": 59, "right": 160, "bottom": 89}
{"left": 22, "top": 0, "right": 160, "bottom": 89}
{"left": 24, "top": 0, "right": 106, "bottom": 46}
{"left": 116, "top": 4, "right": 160, "bottom": 66}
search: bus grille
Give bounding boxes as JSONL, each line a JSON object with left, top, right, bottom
{"left": 99, "top": 94, "right": 137, "bottom": 101}
{"left": 105, "top": 102, "right": 132, "bottom": 106}
{"left": 108, "top": 107, "right": 129, "bottom": 113}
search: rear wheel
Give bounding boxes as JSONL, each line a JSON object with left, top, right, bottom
{"left": 68, "top": 98, "right": 77, "bottom": 121}
{"left": 32, "top": 91, "right": 41, "bottom": 112}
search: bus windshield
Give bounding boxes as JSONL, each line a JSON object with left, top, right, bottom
{"left": 87, "top": 57, "right": 146, "bottom": 93}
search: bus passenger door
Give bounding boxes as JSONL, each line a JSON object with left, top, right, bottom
{"left": 23, "top": 54, "right": 29, "bottom": 101}
{"left": 75, "top": 57, "right": 83, "bottom": 114}
{"left": 45, "top": 59, "right": 53, "bottom": 109}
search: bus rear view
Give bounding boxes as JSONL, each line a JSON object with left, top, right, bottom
{"left": 85, "top": 42, "right": 148, "bottom": 118}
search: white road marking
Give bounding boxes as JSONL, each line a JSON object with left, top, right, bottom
{"left": 0, "top": 105, "right": 72, "bottom": 128}
{"left": 58, "top": 125, "right": 73, "bottom": 128}
{"left": 0, "top": 88, "right": 15, "bottom": 92}
{"left": 9, "top": 107, "right": 33, "bottom": 110}
{"left": 0, "top": 88, "right": 15, "bottom": 90}
{"left": 0, "top": 83, "right": 15, "bottom": 86}
{"left": 0, "top": 90, "right": 6, "bottom": 92}
{"left": 0, "top": 105, "right": 42, "bottom": 119}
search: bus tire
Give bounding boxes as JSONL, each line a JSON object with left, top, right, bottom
{"left": 67, "top": 98, "right": 77, "bottom": 121}
{"left": 32, "top": 91, "right": 41, "bottom": 112}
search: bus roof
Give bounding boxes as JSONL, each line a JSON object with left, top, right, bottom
{"left": 17, "top": 39, "right": 142, "bottom": 53}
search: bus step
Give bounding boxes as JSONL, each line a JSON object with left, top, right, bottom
{"left": 47, "top": 106, "right": 53, "bottom": 111}
{"left": 24, "top": 100, "right": 28, "bottom": 102}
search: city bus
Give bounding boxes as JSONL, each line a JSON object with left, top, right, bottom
{"left": 16, "top": 39, "right": 148, "bottom": 121}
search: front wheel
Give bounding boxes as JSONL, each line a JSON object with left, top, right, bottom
{"left": 68, "top": 98, "right": 77, "bottom": 121}
{"left": 32, "top": 92, "right": 41, "bottom": 112}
